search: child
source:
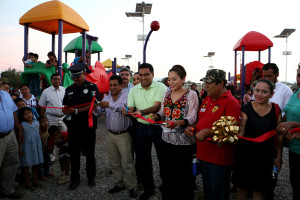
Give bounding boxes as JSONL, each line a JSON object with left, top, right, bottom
{"left": 45, "top": 51, "right": 58, "bottom": 70}
{"left": 19, "top": 107, "right": 44, "bottom": 191}
{"left": 48, "top": 125, "right": 70, "bottom": 184}
{"left": 14, "top": 98, "right": 39, "bottom": 120}
{"left": 24, "top": 53, "right": 41, "bottom": 97}
{"left": 38, "top": 116, "right": 55, "bottom": 181}
{"left": 22, "top": 52, "right": 34, "bottom": 65}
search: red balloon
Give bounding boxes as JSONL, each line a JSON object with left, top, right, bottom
{"left": 151, "top": 21, "right": 160, "bottom": 31}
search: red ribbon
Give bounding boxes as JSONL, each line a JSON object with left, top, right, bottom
{"left": 88, "top": 97, "right": 96, "bottom": 128}
{"left": 127, "top": 112, "right": 175, "bottom": 129}
{"left": 238, "top": 127, "right": 300, "bottom": 143}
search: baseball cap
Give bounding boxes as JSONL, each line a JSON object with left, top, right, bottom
{"left": 68, "top": 63, "right": 91, "bottom": 79}
{"left": 200, "top": 69, "right": 226, "bottom": 83}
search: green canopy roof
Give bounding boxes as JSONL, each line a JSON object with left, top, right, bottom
{"left": 64, "top": 36, "right": 103, "bottom": 53}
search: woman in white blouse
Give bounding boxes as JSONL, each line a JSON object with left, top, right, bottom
{"left": 152, "top": 65, "right": 198, "bottom": 200}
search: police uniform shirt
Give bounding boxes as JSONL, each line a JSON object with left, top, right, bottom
{"left": 63, "top": 80, "right": 100, "bottom": 128}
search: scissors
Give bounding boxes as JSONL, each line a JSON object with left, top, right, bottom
{"left": 123, "top": 103, "right": 129, "bottom": 113}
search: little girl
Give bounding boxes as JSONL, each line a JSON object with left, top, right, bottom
{"left": 38, "top": 116, "right": 54, "bottom": 181}
{"left": 48, "top": 125, "right": 70, "bottom": 184}
{"left": 19, "top": 107, "right": 44, "bottom": 190}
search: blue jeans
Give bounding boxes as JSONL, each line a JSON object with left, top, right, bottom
{"left": 136, "top": 123, "right": 165, "bottom": 193}
{"left": 201, "top": 160, "right": 231, "bottom": 200}
{"left": 38, "top": 152, "right": 50, "bottom": 178}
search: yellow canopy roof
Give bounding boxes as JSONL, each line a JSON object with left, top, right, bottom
{"left": 102, "top": 58, "right": 121, "bottom": 68}
{"left": 19, "top": 0, "right": 89, "bottom": 34}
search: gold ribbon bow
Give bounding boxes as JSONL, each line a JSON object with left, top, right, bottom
{"left": 211, "top": 116, "right": 239, "bottom": 147}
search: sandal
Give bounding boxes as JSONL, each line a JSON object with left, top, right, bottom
{"left": 25, "top": 184, "right": 36, "bottom": 191}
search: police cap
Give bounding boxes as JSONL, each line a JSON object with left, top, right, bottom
{"left": 68, "top": 63, "right": 91, "bottom": 79}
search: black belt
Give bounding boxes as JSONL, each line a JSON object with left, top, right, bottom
{"left": 47, "top": 113, "right": 65, "bottom": 118}
{"left": 0, "top": 130, "right": 12, "bottom": 138}
{"left": 109, "top": 130, "right": 128, "bottom": 135}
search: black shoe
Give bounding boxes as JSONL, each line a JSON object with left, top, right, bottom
{"left": 88, "top": 179, "right": 96, "bottom": 187}
{"left": 138, "top": 191, "right": 154, "bottom": 200}
{"left": 108, "top": 185, "right": 126, "bottom": 194}
{"left": 129, "top": 189, "right": 138, "bottom": 198}
{"left": 69, "top": 180, "right": 80, "bottom": 190}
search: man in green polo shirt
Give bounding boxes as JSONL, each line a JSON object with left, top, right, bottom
{"left": 125, "top": 63, "right": 166, "bottom": 200}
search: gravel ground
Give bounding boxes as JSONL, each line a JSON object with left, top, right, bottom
{"left": 8, "top": 117, "right": 293, "bottom": 200}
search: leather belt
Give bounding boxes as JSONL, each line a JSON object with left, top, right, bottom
{"left": 47, "top": 113, "right": 65, "bottom": 118}
{"left": 109, "top": 130, "right": 128, "bottom": 135}
{"left": 0, "top": 130, "right": 12, "bottom": 138}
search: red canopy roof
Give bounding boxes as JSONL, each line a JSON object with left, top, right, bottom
{"left": 233, "top": 31, "right": 273, "bottom": 51}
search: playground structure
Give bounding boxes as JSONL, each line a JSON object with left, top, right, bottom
{"left": 19, "top": 0, "right": 111, "bottom": 93}
{"left": 19, "top": 1, "right": 159, "bottom": 95}
{"left": 233, "top": 31, "right": 273, "bottom": 100}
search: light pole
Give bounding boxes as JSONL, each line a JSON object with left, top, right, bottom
{"left": 274, "top": 28, "right": 296, "bottom": 84}
{"left": 204, "top": 52, "right": 215, "bottom": 69}
{"left": 125, "top": 2, "right": 152, "bottom": 47}
{"left": 121, "top": 55, "right": 132, "bottom": 66}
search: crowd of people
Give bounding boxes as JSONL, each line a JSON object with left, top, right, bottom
{"left": 0, "top": 61, "right": 300, "bottom": 200}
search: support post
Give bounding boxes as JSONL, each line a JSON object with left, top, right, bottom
{"left": 82, "top": 31, "right": 86, "bottom": 64}
{"left": 24, "top": 24, "right": 29, "bottom": 61}
{"left": 241, "top": 46, "right": 246, "bottom": 101}
{"left": 52, "top": 32, "right": 55, "bottom": 53}
{"left": 57, "top": 20, "right": 63, "bottom": 79}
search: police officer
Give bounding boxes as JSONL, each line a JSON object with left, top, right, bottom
{"left": 62, "top": 63, "right": 100, "bottom": 190}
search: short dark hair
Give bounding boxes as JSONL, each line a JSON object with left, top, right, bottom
{"left": 214, "top": 79, "right": 228, "bottom": 88}
{"left": 262, "top": 63, "right": 279, "bottom": 75}
{"left": 255, "top": 79, "right": 275, "bottom": 93}
{"left": 32, "top": 53, "right": 39, "bottom": 59}
{"left": 47, "top": 51, "right": 56, "bottom": 58}
{"left": 14, "top": 98, "right": 25, "bottom": 104}
{"left": 225, "top": 84, "right": 236, "bottom": 96}
{"left": 48, "top": 125, "right": 60, "bottom": 137}
{"left": 119, "top": 67, "right": 132, "bottom": 76}
{"left": 139, "top": 63, "right": 154, "bottom": 73}
{"left": 110, "top": 75, "right": 123, "bottom": 85}
{"left": 133, "top": 72, "right": 139, "bottom": 76}
{"left": 51, "top": 73, "right": 61, "bottom": 80}
{"left": 76, "top": 51, "right": 82, "bottom": 57}
{"left": 20, "top": 84, "right": 29, "bottom": 90}
{"left": 28, "top": 52, "right": 34, "bottom": 57}
{"left": 18, "top": 107, "right": 32, "bottom": 123}
{"left": 191, "top": 83, "right": 197, "bottom": 87}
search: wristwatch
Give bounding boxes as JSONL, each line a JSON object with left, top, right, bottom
{"left": 75, "top": 109, "right": 78, "bottom": 115}
{"left": 140, "top": 110, "right": 145, "bottom": 115}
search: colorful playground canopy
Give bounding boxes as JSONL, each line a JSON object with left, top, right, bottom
{"left": 64, "top": 36, "right": 103, "bottom": 53}
{"left": 233, "top": 31, "right": 273, "bottom": 51}
{"left": 19, "top": 0, "right": 89, "bottom": 34}
{"left": 102, "top": 58, "right": 121, "bottom": 68}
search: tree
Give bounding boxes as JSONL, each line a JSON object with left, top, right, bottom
{"left": 1, "top": 68, "right": 22, "bottom": 87}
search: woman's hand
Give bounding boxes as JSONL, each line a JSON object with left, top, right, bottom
{"left": 277, "top": 122, "right": 293, "bottom": 137}
{"left": 184, "top": 126, "right": 195, "bottom": 138}
{"left": 274, "top": 156, "right": 282, "bottom": 172}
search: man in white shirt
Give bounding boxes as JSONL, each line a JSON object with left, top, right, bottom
{"left": 119, "top": 67, "right": 134, "bottom": 93}
{"left": 262, "top": 63, "right": 292, "bottom": 116}
{"left": 39, "top": 73, "right": 67, "bottom": 132}
{"left": 262, "top": 63, "right": 292, "bottom": 200}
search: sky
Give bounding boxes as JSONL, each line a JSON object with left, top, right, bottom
{"left": 0, "top": 0, "right": 300, "bottom": 83}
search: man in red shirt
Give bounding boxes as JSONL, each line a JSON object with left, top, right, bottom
{"left": 185, "top": 69, "right": 241, "bottom": 200}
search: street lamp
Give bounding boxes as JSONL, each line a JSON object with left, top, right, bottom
{"left": 204, "top": 52, "right": 215, "bottom": 69}
{"left": 125, "top": 2, "right": 152, "bottom": 47}
{"left": 121, "top": 55, "right": 132, "bottom": 66}
{"left": 274, "top": 28, "right": 296, "bottom": 84}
